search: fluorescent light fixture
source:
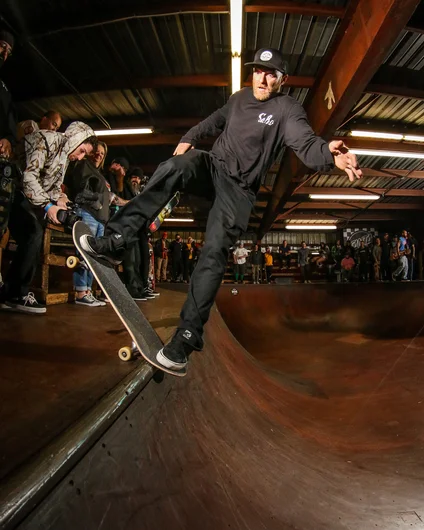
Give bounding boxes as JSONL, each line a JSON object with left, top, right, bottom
{"left": 230, "top": 0, "right": 243, "bottom": 54}
{"left": 404, "top": 135, "right": 424, "bottom": 142}
{"left": 230, "top": 0, "right": 243, "bottom": 94}
{"left": 286, "top": 219, "right": 335, "bottom": 223}
{"left": 350, "top": 130, "right": 403, "bottom": 140}
{"left": 95, "top": 128, "right": 153, "bottom": 136}
{"left": 350, "top": 148, "right": 424, "bottom": 159}
{"left": 286, "top": 225, "right": 337, "bottom": 230}
{"left": 163, "top": 218, "right": 194, "bottom": 223}
{"left": 231, "top": 56, "right": 241, "bottom": 93}
{"left": 350, "top": 130, "right": 424, "bottom": 143}
{"left": 309, "top": 193, "right": 380, "bottom": 200}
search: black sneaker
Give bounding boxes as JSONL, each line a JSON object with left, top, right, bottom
{"left": 156, "top": 335, "right": 193, "bottom": 370}
{"left": 129, "top": 290, "right": 147, "bottom": 301}
{"left": 146, "top": 287, "right": 160, "bottom": 297}
{"left": 6, "top": 292, "right": 46, "bottom": 314}
{"left": 142, "top": 289, "right": 156, "bottom": 300}
{"left": 79, "top": 234, "right": 124, "bottom": 265}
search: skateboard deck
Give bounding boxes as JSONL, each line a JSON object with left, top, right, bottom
{"left": 149, "top": 191, "right": 180, "bottom": 233}
{"left": 73, "top": 221, "right": 186, "bottom": 377}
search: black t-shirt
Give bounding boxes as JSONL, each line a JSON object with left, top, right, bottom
{"left": 181, "top": 88, "right": 334, "bottom": 195}
{"left": 65, "top": 159, "right": 110, "bottom": 224}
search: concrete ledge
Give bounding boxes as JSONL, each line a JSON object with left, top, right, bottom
{"left": 0, "top": 362, "right": 155, "bottom": 530}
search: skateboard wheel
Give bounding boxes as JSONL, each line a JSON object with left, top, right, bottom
{"left": 66, "top": 256, "right": 80, "bottom": 269}
{"left": 118, "top": 346, "right": 133, "bottom": 361}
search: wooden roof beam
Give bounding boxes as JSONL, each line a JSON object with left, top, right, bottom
{"left": 258, "top": 0, "right": 421, "bottom": 239}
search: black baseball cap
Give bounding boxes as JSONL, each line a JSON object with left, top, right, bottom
{"left": 111, "top": 157, "right": 130, "bottom": 171}
{"left": 0, "top": 28, "right": 14, "bottom": 49}
{"left": 245, "top": 48, "right": 288, "bottom": 75}
{"left": 127, "top": 166, "right": 144, "bottom": 179}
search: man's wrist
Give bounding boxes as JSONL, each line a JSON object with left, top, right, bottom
{"left": 44, "top": 202, "right": 54, "bottom": 213}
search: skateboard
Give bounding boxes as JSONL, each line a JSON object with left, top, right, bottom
{"left": 73, "top": 221, "right": 186, "bottom": 377}
{"left": 148, "top": 192, "right": 180, "bottom": 233}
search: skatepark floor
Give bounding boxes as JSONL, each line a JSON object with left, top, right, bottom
{"left": 3, "top": 281, "right": 424, "bottom": 529}
{"left": 0, "top": 283, "right": 186, "bottom": 481}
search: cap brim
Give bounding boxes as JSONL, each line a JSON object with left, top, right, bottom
{"left": 244, "top": 60, "right": 287, "bottom": 74}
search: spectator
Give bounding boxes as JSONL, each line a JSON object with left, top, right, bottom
{"left": 345, "top": 240, "right": 353, "bottom": 257}
{"left": 372, "top": 237, "right": 382, "bottom": 282}
{"left": 121, "top": 167, "right": 155, "bottom": 300}
{"left": 66, "top": 140, "right": 109, "bottom": 306}
{"left": 331, "top": 239, "right": 344, "bottom": 264}
{"left": 380, "top": 233, "right": 391, "bottom": 281}
{"left": 18, "top": 110, "right": 62, "bottom": 139}
{"left": 170, "top": 234, "right": 184, "bottom": 282}
{"left": 154, "top": 231, "right": 170, "bottom": 283}
{"left": 298, "top": 241, "right": 311, "bottom": 283}
{"left": 278, "top": 239, "right": 291, "bottom": 270}
{"left": 250, "top": 244, "right": 263, "bottom": 284}
{"left": 0, "top": 27, "right": 16, "bottom": 159}
{"left": 341, "top": 252, "right": 355, "bottom": 282}
{"left": 1, "top": 121, "right": 96, "bottom": 313}
{"left": 356, "top": 240, "right": 369, "bottom": 281}
{"left": 233, "top": 241, "right": 249, "bottom": 283}
{"left": 392, "top": 229, "right": 409, "bottom": 281}
{"left": 312, "top": 242, "right": 329, "bottom": 267}
{"left": 106, "top": 156, "right": 130, "bottom": 199}
{"left": 407, "top": 231, "right": 417, "bottom": 281}
{"left": 264, "top": 247, "right": 273, "bottom": 283}
{"left": 182, "top": 236, "right": 197, "bottom": 282}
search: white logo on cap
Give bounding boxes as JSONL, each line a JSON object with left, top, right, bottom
{"left": 260, "top": 51, "right": 273, "bottom": 61}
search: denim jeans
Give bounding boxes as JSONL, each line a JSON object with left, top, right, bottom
{"left": 393, "top": 255, "right": 408, "bottom": 280}
{"left": 73, "top": 210, "right": 104, "bottom": 291}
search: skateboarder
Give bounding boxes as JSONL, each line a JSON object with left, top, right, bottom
{"left": 79, "top": 47, "right": 362, "bottom": 372}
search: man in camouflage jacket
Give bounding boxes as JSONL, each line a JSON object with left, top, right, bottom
{"left": 1, "top": 121, "right": 97, "bottom": 314}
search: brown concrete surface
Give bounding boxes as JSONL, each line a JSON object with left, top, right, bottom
{"left": 0, "top": 284, "right": 185, "bottom": 481}
{"left": 13, "top": 283, "right": 424, "bottom": 530}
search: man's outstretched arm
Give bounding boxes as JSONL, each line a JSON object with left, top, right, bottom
{"left": 284, "top": 102, "right": 362, "bottom": 182}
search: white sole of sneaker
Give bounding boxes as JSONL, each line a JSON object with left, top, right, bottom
{"left": 156, "top": 348, "right": 187, "bottom": 370}
{"left": 75, "top": 301, "right": 102, "bottom": 307}
{"left": 5, "top": 303, "right": 46, "bottom": 314}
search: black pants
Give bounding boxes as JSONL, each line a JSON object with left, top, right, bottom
{"left": 300, "top": 264, "right": 310, "bottom": 282}
{"left": 106, "top": 150, "right": 253, "bottom": 348}
{"left": 172, "top": 257, "right": 183, "bottom": 281}
{"left": 380, "top": 258, "right": 390, "bottom": 281}
{"left": 265, "top": 265, "right": 273, "bottom": 283}
{"left": 123, "top": 231, "right": 149, "bottom": 295}
{"left": 5, "top": 191, "right": 45, "bottom": 298}
{"left": 182, "top": 258, "right": 195, "bottom": 281}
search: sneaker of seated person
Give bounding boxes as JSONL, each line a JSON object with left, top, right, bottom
{"left": 156, "top": 333, "right": 194, "bottom": 371}
{"left": 79, "top": 233, "right": 125, "bottom": 265}
{"left": 6, "top": 292, "right": 46, "bottom": 314}
{"left": 75, "top": 293, "right": 103, "bottom": 307}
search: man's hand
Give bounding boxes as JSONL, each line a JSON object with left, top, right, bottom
{"left": 173, "top": 142, "right": 193, "bottom": 156}
{"left": 0, "top": 138, "right": 12, "bottom": 158}
{"left": 46, "top": 205, "right": 66, "bottom": 225}
{"left": 329, "top": 140, "right": 363, "bottom": 182}
{"left": 57, "top": 195, "right": 69, "bottom": 209}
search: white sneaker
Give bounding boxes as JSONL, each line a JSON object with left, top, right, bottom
{"left": 75, "top": 293, "right": 103, "bottom": 307}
